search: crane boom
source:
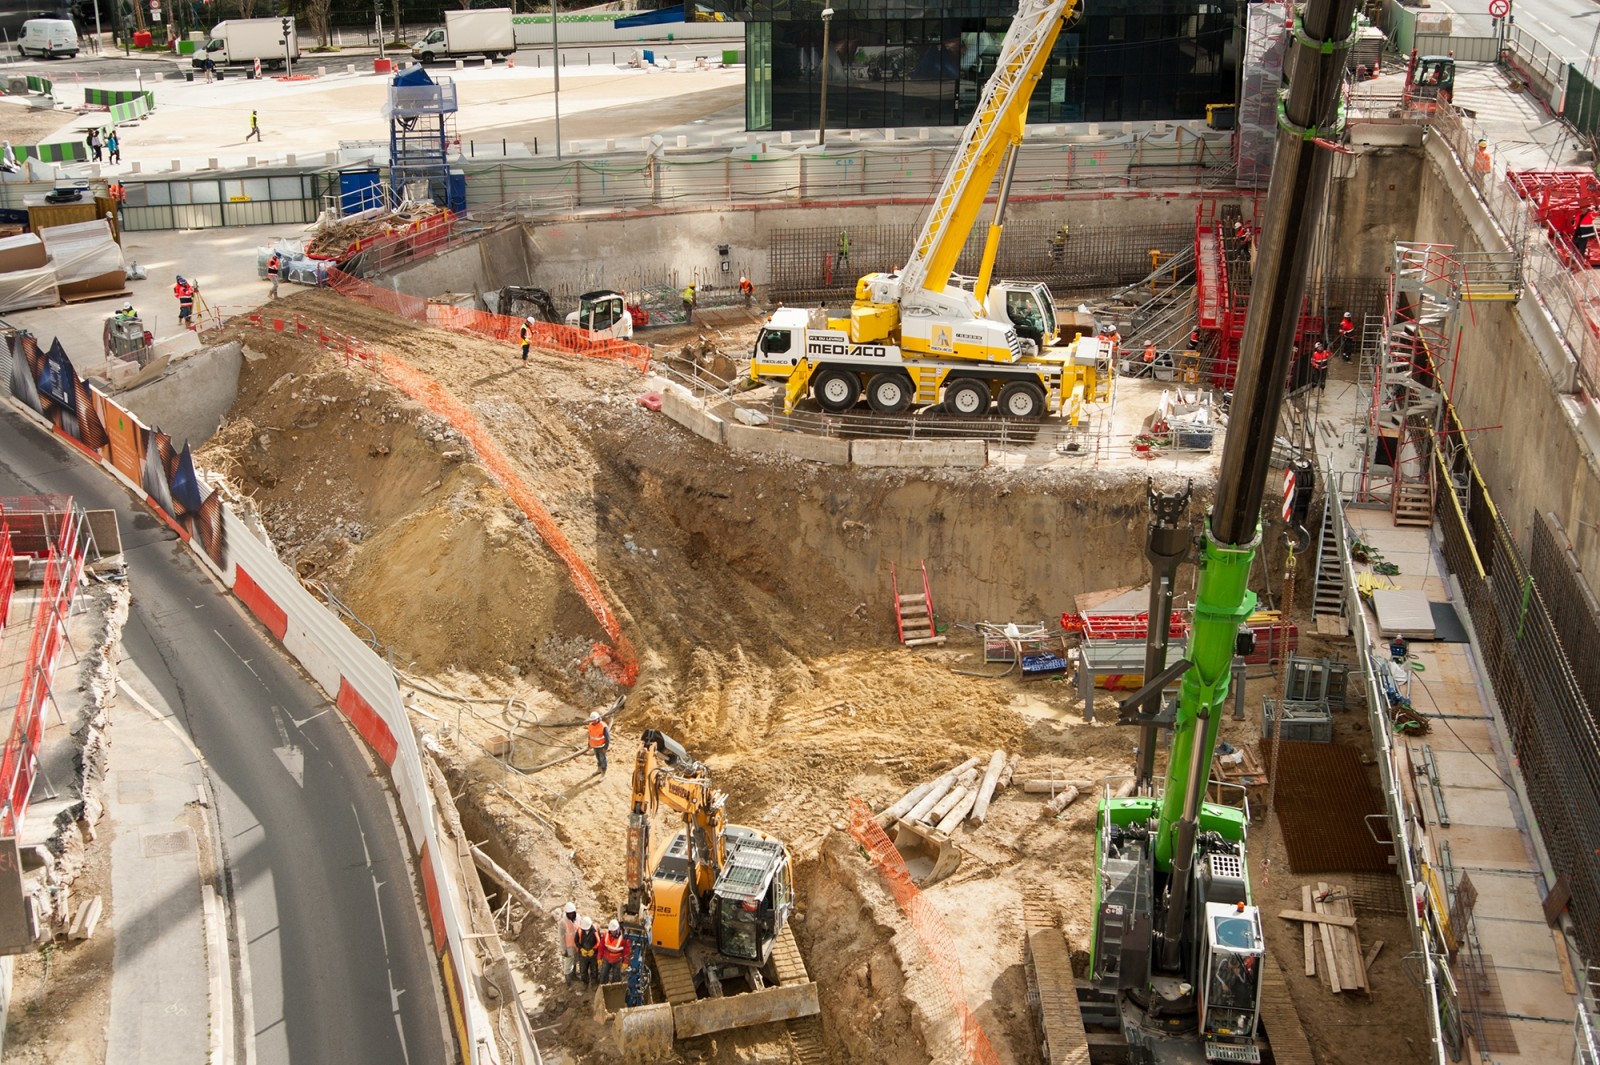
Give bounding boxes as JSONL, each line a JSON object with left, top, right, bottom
{"left": 897, "top": 0, "right": 1079, "bottom": 302}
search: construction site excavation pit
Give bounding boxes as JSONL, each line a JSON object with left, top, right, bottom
{"left": 189, "top": 287, "right": 1403, "bottom": 1065}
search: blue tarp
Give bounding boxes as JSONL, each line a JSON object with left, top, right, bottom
{"left": 391, "top": 64, "right": 435, "bottom": 88}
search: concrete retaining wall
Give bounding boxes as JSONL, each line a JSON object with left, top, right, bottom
{"left": 117, "top": 341, "right": 242, "bottom": 448}
{"left": 658, "top": 383, "right": 725, "bottom": 445}
{"left": 723, "top": 420, "right": 850, "bottom": 464}
{"left": 383, "top": 225, "right": 535, "bottom": 303}
{"left": 852, "top": 438, "right": 989, "bottom": 469}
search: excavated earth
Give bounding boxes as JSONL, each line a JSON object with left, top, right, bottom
{"left": 197, "top": 288, "right": 1430, "bottom": 1065}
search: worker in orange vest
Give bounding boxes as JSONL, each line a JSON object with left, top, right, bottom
{"left": 1473, "top": 139, "right": 1492, "bottom": 175}
{"left": 558, "top": 902, "right": 582, "bottom": 985}
{"left": 1337, "top": 311, "right": 1355, "bottom": 361}
{"left": 1141, "top": 339, "right": 1158, "bottom": 373}
{"left": 1310, "top": 340, "right": 1330, "bottom": 391}
{"left": 173, "top": 275, "right": 197, "bottom": 330}
{"left": 587, "top": 710, "right": 611, "bottom": 775}
{"left": 266, "top": 252, "right": 282, "bottom": 300}
{"left": 738, "top": 275, "right": 754, "bottom": 307}
{"left": 598, "top": 919, "right": 631, "bottom": 983}
{"left": 574, "top": 917, "right": 601, "bottom": 988}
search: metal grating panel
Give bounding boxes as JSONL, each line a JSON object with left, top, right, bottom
{"left": 1263, "top": 740, "right": 1395, "bottom": 873}
{"left": 1456, "top": 952, "right": 1519, "bottom": 1055}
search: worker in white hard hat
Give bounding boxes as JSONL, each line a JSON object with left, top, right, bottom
{"left": 574, "top": 915, "right": 601, "bottom": 987}
{"left": 586, "top": 710, "right": 611, "bottom": 776}
{"left": 116, "top": 301, "right": 138, "bottom": 320}
{"left": 558, "top": 902, "right": 582, "bottom": 984}
{"left": 598, "top": 918, "right": 631, "bottom": 983}
{"left": 519, "top": 315, "right": 536, "bottom": 363}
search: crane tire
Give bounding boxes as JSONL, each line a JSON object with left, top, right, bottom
{"left": 866, "top": 373, "right": 913, "bottom": 414}
{"left": 945, "top": 378, "right": 991, "bottom": 417}
{"left": 814, "top": 368, "right": 861, "bottom": 412}
{"left": 998, "top": 381, "right": 1046, "bottom": 419}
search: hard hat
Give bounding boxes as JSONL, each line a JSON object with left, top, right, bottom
{"left": 121, "top": 301, "right": 133, "bottom": 311}
{"left": 565, "top": 902, "right": 578, "bottom": 916}
{"left": 579, "top": 916, "right": 593, "bottom": 930}
{"left": 176, "top": 274, "right": 184, "bottom": 282}
{"left": 1314, "top": 340, "right": 1326, "bottom": 350}
{"left": 608, "top": 919, "right": 620, "bottom": 932}
{"left": 589, "top": 711, "right": 601, "bottom": 722}
{"left": 1342, "top": 311, "right": 1353, "bottom": 319}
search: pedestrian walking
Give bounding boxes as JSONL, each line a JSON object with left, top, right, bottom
{"left": 266, "top": 251, "right": 282, "bottom": 299}
{"left": 598, "top": 920, "right": 631, "bottom": 984}
{"left": 203, "top": 56, "right": 215, "bottom": 83}
{"left": 575, "top": 917, "right": 601, "bottom": 988}
{"left": 106, "top": 130, "right": 120, "bottom": 164}
{"left": 1310, "top": 340, "right": 1330, "bottom": 390}
{"left": 680, "top": 282, "right": 696, "bottom": 323}
{"left": 519, "top": 315, "right": 535, "bottom": 361}
{"left": 557, "top": 903, "right": 581, "bottom": 985}
{"left": 87, "top": 129, "right": 102, "bottom": 162}
{"left": 246, "top": 111, "right": 262, "bottom": 143}
{"left": 587, "top": 710, "right": 611, "bottom": 775}
{"left": 174, "top": 275, "right": 197, "bottom": 329}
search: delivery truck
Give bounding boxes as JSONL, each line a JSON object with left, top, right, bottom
{"left": 193, "top": 18, "right": 301, "bottom": 70}
{"left": 411, "top": 8, "right": 515, "bottom": 63}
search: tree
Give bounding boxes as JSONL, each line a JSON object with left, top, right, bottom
{"left": 305, "top": 0, "right": 331, "bottom": 45}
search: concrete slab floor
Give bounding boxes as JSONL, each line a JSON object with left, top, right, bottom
{"left": 1433, "top": 785, "right": 1520, "bottom": 830}
{"left": 1473, "top": 914, "right": 1565, "bottom": 974}
{"left": 1433, "top": 823, "right": 1540, "bottom": 871}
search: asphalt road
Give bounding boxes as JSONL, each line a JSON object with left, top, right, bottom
{"left": 0, "top": 402, "right": 450, "bottom": 1065}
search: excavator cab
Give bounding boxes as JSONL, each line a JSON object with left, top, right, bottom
{"left": 567, "top": 289, "right": 634, "bottom": 340}
{"left": 711, "top": 828, "right": 793, "bottom": 964}
{"left": 1199, "top": 903, "right": 1264, "bottom": 1051}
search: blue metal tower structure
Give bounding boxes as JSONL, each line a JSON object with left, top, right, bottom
{"left": 385, "top": 68, "right": 458, "bottom": 207}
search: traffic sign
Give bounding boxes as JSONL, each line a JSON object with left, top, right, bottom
{"left": 1281, "top": 467, "right": 1296, "bottom": 523}
{"left": 1488, "top": 0, "right": 1509, "bottom": 17}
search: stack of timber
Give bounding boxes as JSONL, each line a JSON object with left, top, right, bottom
{"left": 1279, "top": 882, "right": 1369, "bottom": 993}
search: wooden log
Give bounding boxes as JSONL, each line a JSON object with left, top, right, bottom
{"left": 1316, "top": 881, "right": 1342, "bottom": 993}
{"left": 1277, "top": 909, "right": 1359, "bottom": 928}
{"left": 1113, "top": 777, "right": 1137, "bottom": 798}
{"left": 936, "top": 788, "right": 980, "bottom": 834}
{"left": 956, "top": 767, "right": 979, "bottom": 789}
{"left": 927, "top": 785, "right": 970, "bottom": 824}
{"left": 1021, "top": 779, "right": 1094, "bottom": 794}
{"left": 876, "top": 780, "right": 934, "bottom": 827}
{"left": 1042, "top": 786, "right": 1080, "bottom": 817}
{"left": 969, "top": 750, "right": 1008, "bottom": 825}
{"left": 997, "top": 752, "right": 1021, "bottom": 789}
{"left": 903, "top": 757, "right": 981, "bottom": 824}
{"left": 470, "top": 844, "right": 547, "bottom": 916}
{"left": 1302, "top": 885, "right": 1316, "bottom": 977}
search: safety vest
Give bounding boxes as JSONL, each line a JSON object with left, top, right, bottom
{"left": 738, "top": 278, "right": 753, "bottom": 295}
{"left": 561, "top": 915, "right": 579, "bottom": 949}
{"left": 266, "top": 256, "right": 280, "bottom": 278}
{"left": 520, "top": 322, "right": 533, "bottom": 342}
{"left": 1142, "top": 344, "right": 1157, "bottom": 363}
{"left": 682, "top": 286, "right": 696, "bottom": 305}
{"left": 599, "top": 931, "right": 627, "bottom": 963}
{"left": 576, "top": 928, "right": 599, "bottom": 958}
{"left": 1311, "top": 348, "right": 1330, "bottom": 370}
{"left": 1338, "top": 317, "right": 1354, "bottom": 337}
{"left": 587, "top": 720, "right": 608, "bottom": 748}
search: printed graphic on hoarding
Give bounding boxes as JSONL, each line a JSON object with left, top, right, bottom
{"left": 8, "top": 331, "right": 226, "bottom": 569}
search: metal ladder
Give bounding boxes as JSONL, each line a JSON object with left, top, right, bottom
{"left": 1311, "top": 494, "right": 1346, "bottom": 625}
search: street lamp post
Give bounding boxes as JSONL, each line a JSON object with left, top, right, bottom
{"left": 553, "top": 0, "right": 563, "bottom": 158}
{"left": 817, "top": 7, "right": 834, "bottom": 148}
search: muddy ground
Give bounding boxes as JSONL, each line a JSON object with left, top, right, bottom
{"left": 194, "top": 289, "right": 1430, "bottom": 1065}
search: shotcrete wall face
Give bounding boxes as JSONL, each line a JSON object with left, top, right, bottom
{"left": 1326, "top": 142, "right": 1426, "bottom": 281}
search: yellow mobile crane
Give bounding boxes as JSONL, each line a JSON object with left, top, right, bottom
{"left": 749, "top": 0, "right": 1102, "bottom": 421}
{"left": 614, "top": 730, "right": 818, "bottom": 1057}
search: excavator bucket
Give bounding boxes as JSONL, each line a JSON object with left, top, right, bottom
{"left": 891, "top": 819, "right": 963, "bottom": 887}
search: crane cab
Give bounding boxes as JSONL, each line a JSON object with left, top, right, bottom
{"left": 1199, "top": 902, "right": 1264, "bottom": 1060}
{"left": 989, "top": 281, "right": 1059, "bottom": 353}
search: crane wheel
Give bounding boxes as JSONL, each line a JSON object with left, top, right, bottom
{"left": 945, "top": 378, "right": 991, "bottom": 417}
{"left": 866, "top": 373, "right": 913, "bottom": 413}
{"left": 813, "top": 369, "right": 861, "bottom": 412}
{"left": 998, "top": 381, "right": 1046, "bottom": 419}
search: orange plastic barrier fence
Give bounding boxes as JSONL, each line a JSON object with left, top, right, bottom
{"left": 326, "top": 268, "right": 654, "bottom": 373}
{"left": 846, "top": 798, "right": 1003, "bottom": 1065}
{"left": 238, "top": 314, "right": 638, "bottom": 687}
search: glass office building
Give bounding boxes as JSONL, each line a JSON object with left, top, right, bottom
{"left": 739, "top": 0, "right": 1238, "bottom": 132}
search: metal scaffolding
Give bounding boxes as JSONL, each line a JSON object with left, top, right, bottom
{"left": 1237, "top": 4, "right": 1288, "bottom": 190}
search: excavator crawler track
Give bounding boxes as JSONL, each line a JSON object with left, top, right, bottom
{"left": 788, "top": 1016, "right": 828, "bottom": 1065}
{"left": 771, "top": 925, "right": 809, "bottom": 985}
{"left": 655, "top": 953, "right": 699, "bottom": 1006}
{"left": 1258, "top": 950, "right": 1316, "bottom": 1065}
{"left": 1023, "top": 901, "right": 1091, "bottom": 1065}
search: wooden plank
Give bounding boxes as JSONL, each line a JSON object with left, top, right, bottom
{"left": 1362, "top": 940, "right": 1385, "bottom": 972}
{"left": 1316, "top": 881, "right": 1342, "bottom": 993}
{"left": 1302, "top": 886, "right": 1316, "bottom": 977}
{"left": 1278, "top": 909, "right": 1359, "bottom": 928}
{"left": 1553, "top": 928, "right": 1579, "bottom": 996}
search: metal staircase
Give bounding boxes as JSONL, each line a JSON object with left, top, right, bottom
{"left": 386, "top": 74, "right": 458, "bottom": 206}
{"left": 1311, "top": 494, "right": 1347, "bottom": 630}
{"left": 891, "top": 561, "right": 946, "bottom": 647}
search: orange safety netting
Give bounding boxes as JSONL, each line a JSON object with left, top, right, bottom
{"left": 846, "top": 798, "right": 1003, "bottom": 1065}
{"left": 237, "top": 313, "right": 639, "bottom": 687}
{"left": 326, "top": 267, "right": 654, "bottom": 373}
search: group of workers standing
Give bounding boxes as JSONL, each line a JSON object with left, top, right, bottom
{"left": 558, "top": 903, "right": 633, "bottom": 989}
{"left": 1117, "top": 308, "right": 1358, "bottom": 388}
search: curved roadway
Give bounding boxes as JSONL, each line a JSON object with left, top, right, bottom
{"left": 0, "top": 402, "right": 450, "bottom": 1065}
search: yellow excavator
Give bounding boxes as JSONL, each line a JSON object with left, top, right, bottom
{"left": 613, "top": 730, "right": 819, "bottom": 1059}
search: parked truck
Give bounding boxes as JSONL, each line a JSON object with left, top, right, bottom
{"left": 411, "top": 8, "right": 515, "bottom": 63}
{"left": 193, "top": 18, "right": 300, "bottom": 70}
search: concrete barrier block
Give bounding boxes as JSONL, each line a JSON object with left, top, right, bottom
{"left": 658, "top": 385, "right": 725, "bottom": 445}
{"left": 851, "top": 438, "right": 988, "bottom": 469}
{"left": 724, "top": 422, "right": 850, "bottom": 464}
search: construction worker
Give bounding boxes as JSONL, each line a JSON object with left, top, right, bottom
{"left": 558, "top": 903, "right": 582, "bottom": 984}
{"left": 1310, "top": 340, "right": 1330, "bottom": 390}
{"left": 1575, "top": 205, "right": 1599, "bottom": 262}
{"left": 247, "top": 110, "right": 262, "bottom": 143}
{"left": 1337, "top": 311, "right": 1355, "bottom": 361}
{"left": 1047, "top": 223, "right": 1070, "bottom": 263}
{"left": 174, "top": 275, "right": 197, "bottom": 330}
{"left": 574, "top": 916, "right": 601, "bottom": 988}
{"left": 738, "top": 275, "right": 754, "bottom": 307}
{"left": 1187, "top": 328, "right": 1202, "bottom": 350}
{"left": 116, "top": 301, "right": 138, "bottom": 321}
{"left": 1141, "top": 339, "right": 1157, "bottom": 375}
{"left": 266, "top": 252, "right": 282, "bottom": 300}
{"left": 598, "top": 919, "right": 631, "bottom": 983}
{"left": 837, "top": 229, "right": 850, "bottom": 268}
{"left": 1473, "top": 138, "right": 1492, "bottom": 175}
{"left": 681, "top": 282, "right": 696, "bottom": 323}
{"left": 587, "top": 710, "right": 611, "bottom": 775}
{"left": 520, "top": 315, "right": 535, "bottom": 362}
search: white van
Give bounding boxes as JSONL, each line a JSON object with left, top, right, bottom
{"left": 19, "top": 19, "right": 79, "bottom": 58}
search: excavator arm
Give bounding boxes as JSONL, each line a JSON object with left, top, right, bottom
{"left": 624, "top": 729, "right": 729, "bottom": 921}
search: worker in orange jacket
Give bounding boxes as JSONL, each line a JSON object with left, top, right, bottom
{"left": 1310, "top": 340, "right": 1330, "bottom": 391}
{"left": 587, "top": 710, "right": 611, "bottom": 775}
{"left": 598, "top": 919, "right": 631, "bottom": 983}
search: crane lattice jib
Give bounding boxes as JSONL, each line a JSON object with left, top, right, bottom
{"left": 897, "top": 0, "right": 1078, "bottom": 298}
